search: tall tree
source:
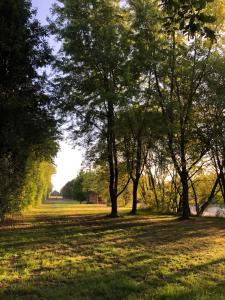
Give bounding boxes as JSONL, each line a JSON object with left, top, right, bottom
{"left": 196, "top": 54, "right": 225, "bottom": 212}
{"left": 129, "top": 0, "right": 217, "bottom": 218}
{"left": 51, "top": 0, "right": 133, "bottom": 217}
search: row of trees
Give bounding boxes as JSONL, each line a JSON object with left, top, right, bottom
{"left": 51, "top": 0, "right": 225, "bottom": 218}
{"left": 0, "top": 0, "right": 58, "bottom": 221}
{"left": 61, "top": 169, "right": 132, "bottom": 206}
{"left": 62, "top": 166, "right": 225, "bottom": 216}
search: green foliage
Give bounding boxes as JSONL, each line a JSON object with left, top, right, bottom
{"left": 22, "top": 160, "right": 56, "bottom": 208}
{"left": 61, "top": 169, "right": 110, "bottom": 202}
{"left": 61, "top": 168, "right": 131, "bottom": 206}
{"left": 61, "top": 173, "right": 86, "bottom": 202}
{"left": 161, "top": 0, "right": 216, "bottom": 39}
{"left": 0, "top": 0, "right": 59, "bottom": 219}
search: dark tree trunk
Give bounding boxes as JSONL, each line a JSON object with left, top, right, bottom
{"left": 220, "top": 175, "right": 225, "bottom": 203}
{"left": 131, "top": 178, "right": 138, "bottom": 215}
{"left": 215, "top": 154, "right": 225, "bottom": 203}
{"left": 179, "top": 124, "right": 191, "bottom": 219}
{"left": 190, "top": 178, "right": 199, "bottom": 215}
{"left": 177, "top": 195, "right": 182, "bottom": 213}
{"left": 112, "top": 131, "right": 118, "bottom": 213}
{"left": 180, "top": 170, "right": 190, "bottom": 219}
{"left": 107, "top": 100, "right": 118, "bottom": 218}
{"left": 198, "top": 175, "right": 220, "bottom": 216}
{"left": 108, "top": 140, "right": 117, "bottom": 217}
{"left": 110, "top": 192, "right": 118, "bottom": 217}
{"left": 130, "top": 138, "right": 142, "bottom": 215}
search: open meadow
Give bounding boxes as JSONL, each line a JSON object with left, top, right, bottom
{"left": 0, "top": 200, "right": 225, "bottom": 300}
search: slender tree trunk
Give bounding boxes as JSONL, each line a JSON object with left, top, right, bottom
{"left": 179, "top": 123, "right": 191, "bottom": 219}
{"left": 148, "top": 170, "right": 159, "bottom": 210}
{"left": 108, "top": 147, "right": 118, "bottom": 217}
{"left": 131, "top": 178, "right": 138, "bottom": 214}
{"left": 219, "top": 175, "right": 225, "bottom": 203}
{"left": 171, "top": 172, "right": 181, "bottom": 212}
{"left": 198, "top": 175, "right": 220, "bottom": 216}
{"left": 130, "top": 138, "right": 142, "bottom": 215}
{"left": 112, "top": 131, "right": 118, "bottom": 211}
{"left": 108, "top": 155, "right": 118, "bottom": 217}
{"left": 190, "top": 178, "right": 199, "bottom": 215}
{"left": 107, "top": 101, "right": 118, "bottom": 217}
{"left": 215, "top": 154, "right": 225, "bottom": 203}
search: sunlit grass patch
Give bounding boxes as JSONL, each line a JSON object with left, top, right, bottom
{"left": 0, "top": 201, "right": 225, "bottom": 299}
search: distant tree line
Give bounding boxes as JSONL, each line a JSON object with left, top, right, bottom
{"left": 61, "top": 169, "right": 131, "bottom": 206}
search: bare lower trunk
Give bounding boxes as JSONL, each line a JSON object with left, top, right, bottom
{"left": 130, "top": 138, "right": 142, "bottom": 215}
{"left": 108, "top": 147, "right": 118, "bottom": 217}
{"left": 198, "top": 175, "right": 220, "bottom": 216}
{"left": 180, "top": 171, "right": 190, "bottom": 219}
{"left": 131, "top": 179, "right": 138, "bottom": 215}
{"left": 219, "top": 174, "right": 225, "bottom": 203}
{"left": 190, "top": 178, "right": 199, "bottom": 215}
{"left": 107, "top": 100, "right": 118, "bottom": 218}
{"left": 149, "top": 170, "right": 159, "bottom": 210}
{"left": 110, "top": 192, "right": 118, "bottom": 217}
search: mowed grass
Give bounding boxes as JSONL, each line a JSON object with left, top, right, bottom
{"left": 1, "top": 201, "right": 225, "bottom": 300}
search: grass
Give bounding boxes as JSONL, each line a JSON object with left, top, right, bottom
{"left": 1, "top": 200, "right": 225, "bottom": 300}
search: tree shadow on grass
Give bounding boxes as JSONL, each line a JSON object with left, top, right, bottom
{"left": 1, "top": 255, "right": 225, "bottom": 300}
{"left": 1, "top": 213, "right": 225, "bottom": 300}
{"left": 1, "top": 214, "right": 225, "bottom": 254}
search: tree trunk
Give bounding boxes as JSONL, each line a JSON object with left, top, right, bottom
{"left": 130, "top": 138, "right": 142, "bottom": 215}
{"left": 190, "top": 177, "right": 199, "bottom": 215}
{"left": 180, "top": 170, "right": 190, "bottom": 219}
{"left": 215, "top": 154, "right": 225, "bottom": 203}
{"left": 107, "top": 100, "right": 118, "bottom": 217}
{"left": 219, "top": 173, "right": 225, "bottom": 203}
{"left": 131, "top": 178, "right": 138, "bottom": 215}
{"left": 198, "top": 175, "right": 220, "bottom": 216}
{"left": 110, "top": 191, "right": 118, "bottom": 217}
{"left": 108, "top": 140, "right": 118, "bottom": 217}
{"left": 148, "top": 170, "right": 159, "bottom": 210}
{"left": 177, "top": 195, "right": 182, "bottom": 213}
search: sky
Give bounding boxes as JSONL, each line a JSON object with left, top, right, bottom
{"left": 32, "top": 0, "right": 83, "bottom": 192}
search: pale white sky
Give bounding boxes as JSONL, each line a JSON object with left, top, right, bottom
{"left": 32, "top": 0, "right": 83, "bottom": 191}
{"left": 52, "top": 142, "right": 83, "bottom": 192}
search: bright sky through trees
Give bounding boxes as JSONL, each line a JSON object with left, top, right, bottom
{"left": 32, "top": 0, "right": 83, "bottom": 192}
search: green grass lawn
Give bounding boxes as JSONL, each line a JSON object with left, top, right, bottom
{"left": 1, "top": 201, "right": 225, "bottom": 300}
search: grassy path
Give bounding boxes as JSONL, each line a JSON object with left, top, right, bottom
{"left": 1, "top": 201, "right": 225, "bottom": 300}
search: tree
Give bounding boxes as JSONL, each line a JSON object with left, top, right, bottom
{"left": 129, "top": 0, "right": 218, "bottom": 218}
{"left": 196, "top": 54, "right": 225, "bottom": 213}
{"left": 0, "top": 0, "right": 58, "bottom": 220}
{"left": 119, "top": 106, "right": 164, "bottom": 214}
{"left": 51, "top": 0, "right": 133, "bottom": 217}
